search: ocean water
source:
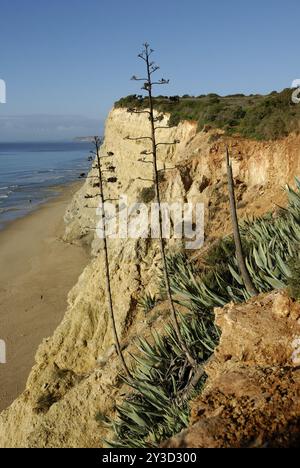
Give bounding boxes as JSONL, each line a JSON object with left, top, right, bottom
{"left": 0, "top": 141, "right": 92, "bottom": 229}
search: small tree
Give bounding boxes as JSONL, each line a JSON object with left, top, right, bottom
{"left": 226, "top": 147, "right": 258, "bottom": 297}
{"left": 91, "top": 137, "right": 132, "bottom": 378}
{"left": 130, "top": 44, "right": 197, "bottom": 368}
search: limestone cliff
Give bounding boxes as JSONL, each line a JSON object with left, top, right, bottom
{"left": 64, "top": 108, "right": 300, "bottom": 248}
{"left": 0, "top": 108, "right": 300, "bottom": 448}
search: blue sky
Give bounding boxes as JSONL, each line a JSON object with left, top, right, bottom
{"left": 0, "top": 0, "right": 299, "bottom": 141}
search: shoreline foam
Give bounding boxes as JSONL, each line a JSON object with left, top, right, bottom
{"left": 0, "top": 141, "right": 92, "bottom": 230}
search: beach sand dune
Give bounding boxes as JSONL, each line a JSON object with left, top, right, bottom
{"left": 0, "top": 183, "right": 89, "bottom": 411}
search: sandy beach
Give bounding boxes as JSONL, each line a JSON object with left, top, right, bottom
{"left": 0, "top": 183, "right": 89, "bottom": 411}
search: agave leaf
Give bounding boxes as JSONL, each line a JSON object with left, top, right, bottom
{"left": 263, "top": 275, "right": 285, "bottom": 289}
{"left": 228, "top": 264, "right": 244, "bottom": 285}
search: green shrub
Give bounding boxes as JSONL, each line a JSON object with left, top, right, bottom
{"left": 205, "top": 236, "right": 237, "bottom": 266}
{"left": 138, "top": 185, "right": 156, "bottom": 203}
{"left": 34, "top": 392, "right": 59, "bottom": 414}
{"left": 115, "top": 88, "right": 300, "bottom": 141}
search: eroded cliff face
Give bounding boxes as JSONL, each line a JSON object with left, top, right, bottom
{"left": 0, "top": 108, "right": 300, "bottom": 448}
{"left": 65, "top": 108, "right": 300, "bottom": 247}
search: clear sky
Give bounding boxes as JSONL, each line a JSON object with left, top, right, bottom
{"left": 0, "top": 0, "right": 299, "bottom": 141}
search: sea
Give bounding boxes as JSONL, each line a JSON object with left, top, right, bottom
{"left": 0, "top": 141, "right": 92, "bottom": 230}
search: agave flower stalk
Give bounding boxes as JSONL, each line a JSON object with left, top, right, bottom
{"left": 131, "top": 44, "right": 197, "bottom": 368}
{"left": 93, "top": 136, "right": 132, "bottom": 378}
{"left": 226, "top": 147, "right": 258, "bottom": 297}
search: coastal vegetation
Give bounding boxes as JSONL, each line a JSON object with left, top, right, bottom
{"left": 115, "top": 88, "right": 300, "bottom": 141}
{"left": 105, "top": 180, "right": 300, "bottom": 448}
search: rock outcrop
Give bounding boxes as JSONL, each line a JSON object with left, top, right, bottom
{"left": 0, "top": 107, "right": 300, "bottom": 447}
{"left": 164, "top": 291, "right": 300, "bottom": 448}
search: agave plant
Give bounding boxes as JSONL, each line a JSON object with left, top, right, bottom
{"left": 105, "top": 313, "right": 219, "bottom": 448}
{"left": 105, "top": 180, "right": 300, "bottom": 448}
{"left": 164, "top": 182, "right": 300, "bottom": 311}
{"left": 137, "top": 293, "right": 158, "bottom": 315}
{"left": 285, "top": 177, "right": 300, "bottom": 221}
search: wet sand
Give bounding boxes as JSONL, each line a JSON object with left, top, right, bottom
{"left": 0, "top": 183, "right": 89, "bottom": 411}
